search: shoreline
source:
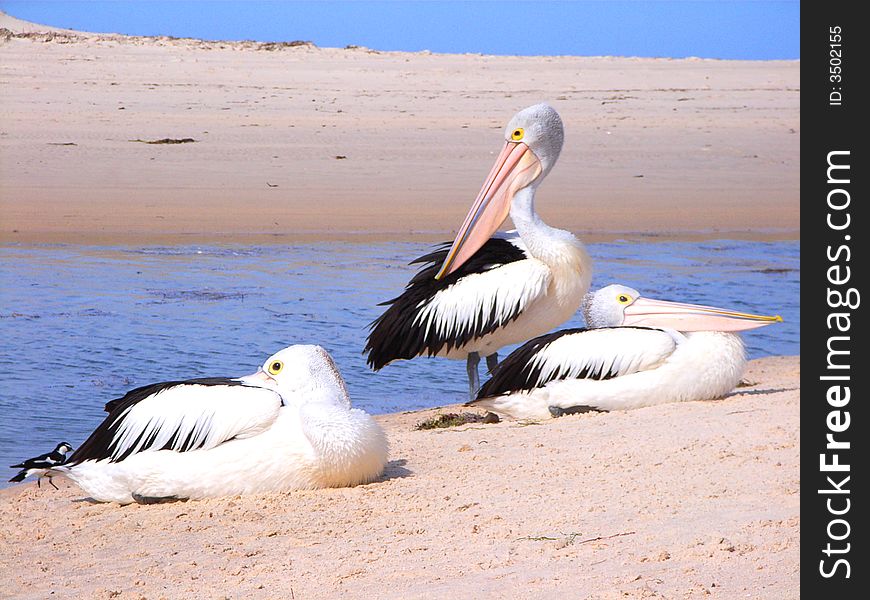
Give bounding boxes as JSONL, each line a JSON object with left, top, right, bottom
{"left": 0, "top": 228, "right": 800, "bottom": 247}
{"left": 0, "top": 355, "right": 800, "bottom": 598}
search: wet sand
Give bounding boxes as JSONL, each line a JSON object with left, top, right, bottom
{"left": 1, "top": 12, "right": 799, "bottom": 244}
{"left": 0, "top": 356, "right": 799, "bottom": 599}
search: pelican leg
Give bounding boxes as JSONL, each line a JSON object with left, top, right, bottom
{"left": 485, "top": 352, "right": 499, "bottom": 374}
{"left": 466, "top": 352, "right": 481, "bottom": 400}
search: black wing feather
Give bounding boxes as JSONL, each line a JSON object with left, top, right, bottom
{"left": 474, "top": 327, "right": 658, "bottom": 399}
{"left": 69, "top": 377, "right": 245, "bottom": 465}
{"left": 475, "top": 328, "right": 589, "bottom": 399}
{"left": 364, "top": 238, "right": 528, "bottom": 369}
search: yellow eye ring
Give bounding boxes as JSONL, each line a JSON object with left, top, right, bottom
{"left": 510, "top": 127, "right": 524, "bottom": 141}
{"left": 268, "top": 360, "right": 284, "bottom": 375}
{"left": 617, "top": 294, "right": 632, "bottom": 305}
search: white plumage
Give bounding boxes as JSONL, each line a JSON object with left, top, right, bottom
{"left": 51, "top": 345, "right": 389, "bottom": 504}
{"left": 108, "top": 384, "right": 281, "bottom": 460}
{"left": 366, "top": 104, "right": 592, "bottom": 398}
{"left": 474, "top": 331, "right": 746, "bottom": 420}
{"left": 414, "top": 255, "right": 553, "bottom": 358}
{"left": 525, "top": 327, "right": 678, "bottom": 387}
{"left": 471, "top": 284, "right": 781, "bottom": 420}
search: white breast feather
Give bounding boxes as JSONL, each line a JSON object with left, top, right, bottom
{"left": 493, "top": 230, "right": 527, "bottom": 252}
{"left": 110, "top": 384, "right": 282, "bottom": 460}
{"left": 529, "top": 328, "right": 678, "bottom": 387}
{"left": 413, "top": 259, "right": 551, "bottom": 340}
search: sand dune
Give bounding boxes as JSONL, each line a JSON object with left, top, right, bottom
{"left": 1, "top": 12, "right": 799, "bottom": 244}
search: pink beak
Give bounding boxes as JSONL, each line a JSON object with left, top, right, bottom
{"left": 435, "top": 141, "right": 542, "bottom": 279}
{"left": 239, "top": 369, "right": 277, "bottom": 386}
{"left": 622, "top": 297, "right": 783, "bottom": 332}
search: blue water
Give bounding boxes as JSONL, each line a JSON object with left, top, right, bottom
{"left": 0, "top": 240, "right": 799, "bottom": 485}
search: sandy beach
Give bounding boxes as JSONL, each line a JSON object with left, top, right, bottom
{"left": 0, "top": 356, "right": 799, "bottom": 599}
{"left": 1, "top": 13, "right": 800, "bottom": 599}
{"left": 1, "top": 12, "right": 798, "bottom": 244}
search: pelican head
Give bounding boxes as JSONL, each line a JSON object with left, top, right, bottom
{"left": 504, "top": 102, "right": 564, "bottom": 178}
{"left": 240, "top": 345, "right": 351, "bottom": 408}
{"left": 582, "top": 284, "right": 783, "bottom": 332}
{"left": 435, "top": 103, "right": 564, "bottom": 279}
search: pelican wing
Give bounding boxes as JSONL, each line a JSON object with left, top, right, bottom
{"left": 475, "top": 327, "right": 677, "bottom": 398}
{"left": 68, "top": 378, "right": 282, "bottom": 464}
{"left": 366, "top": 236, "right": 545, "bottom": 366}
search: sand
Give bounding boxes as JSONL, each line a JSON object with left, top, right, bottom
{"left": 1, "top": 13, "right": 800, "bottom": 598}
{"left": 1, "top": 12, "right": 799, "bottom": 244}
{"left": 0, "top": 356, "right": 799, "bottom": 599}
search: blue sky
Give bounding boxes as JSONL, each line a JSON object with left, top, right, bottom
{"left": 2, "top": 1, "right": 799, "bottom": 59}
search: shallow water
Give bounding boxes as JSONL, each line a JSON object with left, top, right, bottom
{"left": 0, "top": 240, "right": 798, "bottom": 486}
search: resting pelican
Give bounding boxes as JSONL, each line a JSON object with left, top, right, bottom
{"left": 32, "top": 345, "right": 387, "bottom": 504}
{"left": 469, "top": 284, "right": 782, "bottom": 420}
{"left": 365, "top": 103, "right": 591, "bottom": 398}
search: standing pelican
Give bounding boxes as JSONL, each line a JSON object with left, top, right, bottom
{"left": 470, "top": 284, "right": 782, "bottom": 420}
{"left": 365, "top": 103, "right": 591, "bottom": 398}
{"left": 16, "top": 345, "right": 388, "bottom": 504}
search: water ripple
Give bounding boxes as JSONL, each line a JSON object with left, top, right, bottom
{"left": 0, "top": 240, "right": 799, "bottom": 486}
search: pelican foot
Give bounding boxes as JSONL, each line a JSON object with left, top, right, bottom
{"left": 132, "top": 493, "right": 185, "bottom": 505}
{"left": 548, "top": 405, "right": 600, "bottom": 418}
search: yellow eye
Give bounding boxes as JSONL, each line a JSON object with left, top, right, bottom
{"left": 510, "top": 127, "right": 524, "bottom": 141}
{"left": 617, "top": 294, "right": 632, "bottom": 305}
{"left": 268, "top": 360, "right": 283, "bottom": 375}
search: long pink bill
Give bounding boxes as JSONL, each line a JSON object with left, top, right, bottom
{"left": 434, "top": 141, "right": 542, "bottom": 280}
{"left": 622, "top": 297, "right": 783, "bottom": 332}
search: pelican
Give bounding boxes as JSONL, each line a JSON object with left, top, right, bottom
{"left": 31, "top": 345, "right": 388, "bottom": 504}
{"left": 469, "top": 284, "right": 782, "bottom": 420}
{"left": 365, "top": 103, "right": 591, "bottom": 398}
